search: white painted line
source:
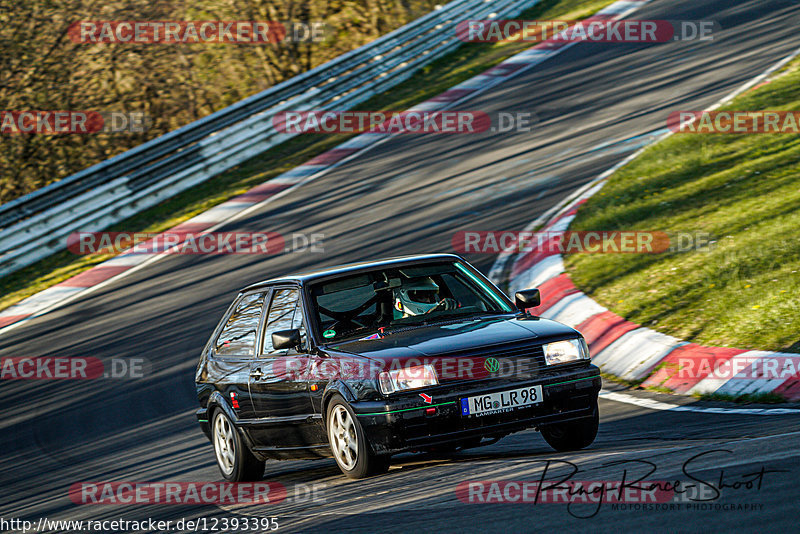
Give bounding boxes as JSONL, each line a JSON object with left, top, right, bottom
{"left": 600, "top": 390, "right": 800, "bottom": 415}
{"left": 337, "top": 133, "right": 387, "bottom": 149}
{"left": 502, "top": 55, "right": 541, "bottom": 64}
{"left": 546, "top": 214, "right": 575, "bottom": 233}
{"left": 450, "top": 75, "right": 496, "bottom": 90}
{"left": 408, "top": 101, "right": 445, "bottom": 111}
{"left": 516, "top": 49, "right": 553, "bottom": 58}
{"left": 184, "top": 202, "right": 250, "bottom": 224}
{"left": 597, "top": 1, "right": 644, "bottom": 16}
{"left": 275, "top": 165, "right": 327, "bottom": 180}
{"left": 102, "top": 254, "right": 153, "bottom": 267}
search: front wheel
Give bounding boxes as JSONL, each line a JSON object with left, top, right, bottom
{"left": 212, "top": 409, "right": 265, "bottom": 481}
{"left": 327, "top": 396, "right": 389, "bottom": 479}
{"left": 540, "top": 404, "right": 599, "bottom": 452}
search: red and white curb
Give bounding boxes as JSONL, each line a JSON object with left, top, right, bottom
{"left": 495, "top": 45, "right": 800, "bottom": 403}
{"left": 0, "top": 0, "right": 654, "bottom": 335}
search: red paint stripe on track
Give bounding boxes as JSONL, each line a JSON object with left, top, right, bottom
{"left": 535, "top": 274, "right": 578, "bottom": 314}
{"left": 429, "top": 89, "right": 477, "bottom": 102}
{"left": 775, "top": 378, "right": 800, "bottom": 401}
{"left": 58, "top": 266, "right": 133, "bottom": 287}
{"left": 511, "top": 248, "right": 560, "bottom": 279}
{"left": 483, "top": 63, "right": 530, "bottom": 76}
{"left": 305, "top": 148, "right": 359, "bottom": 166}
{"left": 169, "top": 221, "right": 215, "bottom": 233}
{"left": 0, "top": 315, "right": 31, "bottom": 328}
{"left": 576, "top": 310, "right": 640, "bottom": 356}
{"left": 229, "top": 182, "right": 291, "bottom": 203}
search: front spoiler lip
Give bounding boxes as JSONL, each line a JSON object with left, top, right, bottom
{"left": 352, "top": 366, "right": 601, "bottom": 417}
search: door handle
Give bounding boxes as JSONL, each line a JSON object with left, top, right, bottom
{"left": 250, "top": 368, "right": 263, "bottom": 379}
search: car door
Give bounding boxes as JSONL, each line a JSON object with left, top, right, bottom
{"left": 209, "top": 291, "right": 268, "bottom": 421}
{"left": 247, "top": 286, "right": 324, "bottom": 450}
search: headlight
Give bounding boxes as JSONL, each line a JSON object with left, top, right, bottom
{"left": 543, "top": 338, "right": 589, "bottom": 365}
{"left": 378, "top": 364, "right": 438, "bottom": 394}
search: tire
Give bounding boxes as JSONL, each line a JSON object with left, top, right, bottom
{"left": 540, "top": 404, "right": 599, "bottom": 452}
{"left": 326, "top": 395, "right": 389, "bottom": 479}
{"left": 212, "top": 409, "right": 265, "bottom": 482}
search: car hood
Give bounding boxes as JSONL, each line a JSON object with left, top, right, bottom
{"left": 325, "top": 315, "right": 579, "bottom": 361}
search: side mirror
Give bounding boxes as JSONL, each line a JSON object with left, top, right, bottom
{"left": 514, "top": 289, "right": 541, "bottom": 312}
{"left": 272, "top": 329, "right": 302, "bottom": 351}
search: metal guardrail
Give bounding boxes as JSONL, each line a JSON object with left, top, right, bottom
{"left": 0, "top": 0, "right": 539, "bottom": 277}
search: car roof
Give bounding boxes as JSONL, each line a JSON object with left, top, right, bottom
{"left": 241, "top": 253, "right": 465, "bottom": 291}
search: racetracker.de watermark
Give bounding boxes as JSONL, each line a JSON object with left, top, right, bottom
{"left": 70, "top": 482, "right": 285, "bottom": 505}
{"left": 668, "top": 111, "right": 800, "bottom": 134}
{"left": 452, "top": 231, "right": 716, "bottom": 254}
{"left": 66, "top": 232, "right": 324, "bottom": 255}
{"left": 69, "top": 21, "right": 328, "bottom": 44}
{"left": 273, "top": 354, "right": 548, "bottom": 382}
{"left": 69, "top": 482, "right": 325, "bottom": 505}
{"left": 456, "top": 480, "right": 674, "bottom": 504}
{"left": 0, "top": 111, "right": 150, "bottom": 134}
{"left": 667, "top": 355, "right": 800, "bottom": 380}
{"left": 456, "top": 20, "right": 716, "bottom": 43}
{"left": 0, "top": 357, "right": 149, "bottom": 380}
{"left": 273, "top": 111, "right": 491, "bottom": 134}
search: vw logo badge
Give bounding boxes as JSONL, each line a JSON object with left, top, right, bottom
{"left": 484, "top": 357, "right": 500, "bottom": 373}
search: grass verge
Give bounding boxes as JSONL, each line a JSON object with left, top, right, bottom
{"left": 0, "top": 0, "right": 616, "bottom": 314}
{"left": 565, "top": 59, "right": 800, "bottom": 353}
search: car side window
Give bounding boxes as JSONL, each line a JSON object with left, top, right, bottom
{"left": 215, "top": 292, "right": 267, "bottom": 357}
{"left": 262, "top": 288, "right": 303, "bottom": 355}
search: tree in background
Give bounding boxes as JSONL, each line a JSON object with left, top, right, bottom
{"left": 0, "top": 0, "right": 438, "bottom": 202}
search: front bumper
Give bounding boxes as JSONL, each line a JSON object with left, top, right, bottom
{"left": 352, "top": 365, "right": 601, "bottom": 454}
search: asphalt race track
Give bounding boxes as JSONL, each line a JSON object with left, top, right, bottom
{"left": 2, "top": 0, "right": 800, "bottom": 532}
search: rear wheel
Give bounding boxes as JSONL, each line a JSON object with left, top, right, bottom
{"left": 540, "top": 404, "right": 599, "bottom": 452}
{"left": 212, "top": 409, "right": 265, "bottom": 481}
{"left": 327, "top": 396, "right": 389, "bottom": 478}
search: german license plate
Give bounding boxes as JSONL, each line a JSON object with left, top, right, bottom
{"left": 460, "top": 385, "right": 543, "bottom": 416}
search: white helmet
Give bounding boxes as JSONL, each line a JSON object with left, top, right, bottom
{"left": 394, "top": 278, "right": 441, "bottom": 316}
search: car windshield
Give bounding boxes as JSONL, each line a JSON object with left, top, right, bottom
{"left": 308, "top": 261, "right": 514, "bottom": 342}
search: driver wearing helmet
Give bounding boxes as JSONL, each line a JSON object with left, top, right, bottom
{"left": 394, "top": 277, "right": 458, "bottom": 317}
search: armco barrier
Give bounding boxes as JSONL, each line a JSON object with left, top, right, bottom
{"left": 0, "top": 0, "right": 536, "bottom": 278}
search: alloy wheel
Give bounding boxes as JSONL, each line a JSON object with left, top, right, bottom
{"left": 329, "top": 404, "right": 359, "bottom": 471}
{"left": 214, "top": 413, "right": 236, "bottom": 475}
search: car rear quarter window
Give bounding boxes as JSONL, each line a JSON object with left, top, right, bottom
{"left": 215, "top": 292, "right": 266, "bottom": 357}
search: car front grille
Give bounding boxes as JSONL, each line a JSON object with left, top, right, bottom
{"left": 427, "top": 340, "right": 555, "bottom": 385}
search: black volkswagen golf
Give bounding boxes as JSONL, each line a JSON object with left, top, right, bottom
{"left": 195, "top": 254, "right": 601, "bottom": 480}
